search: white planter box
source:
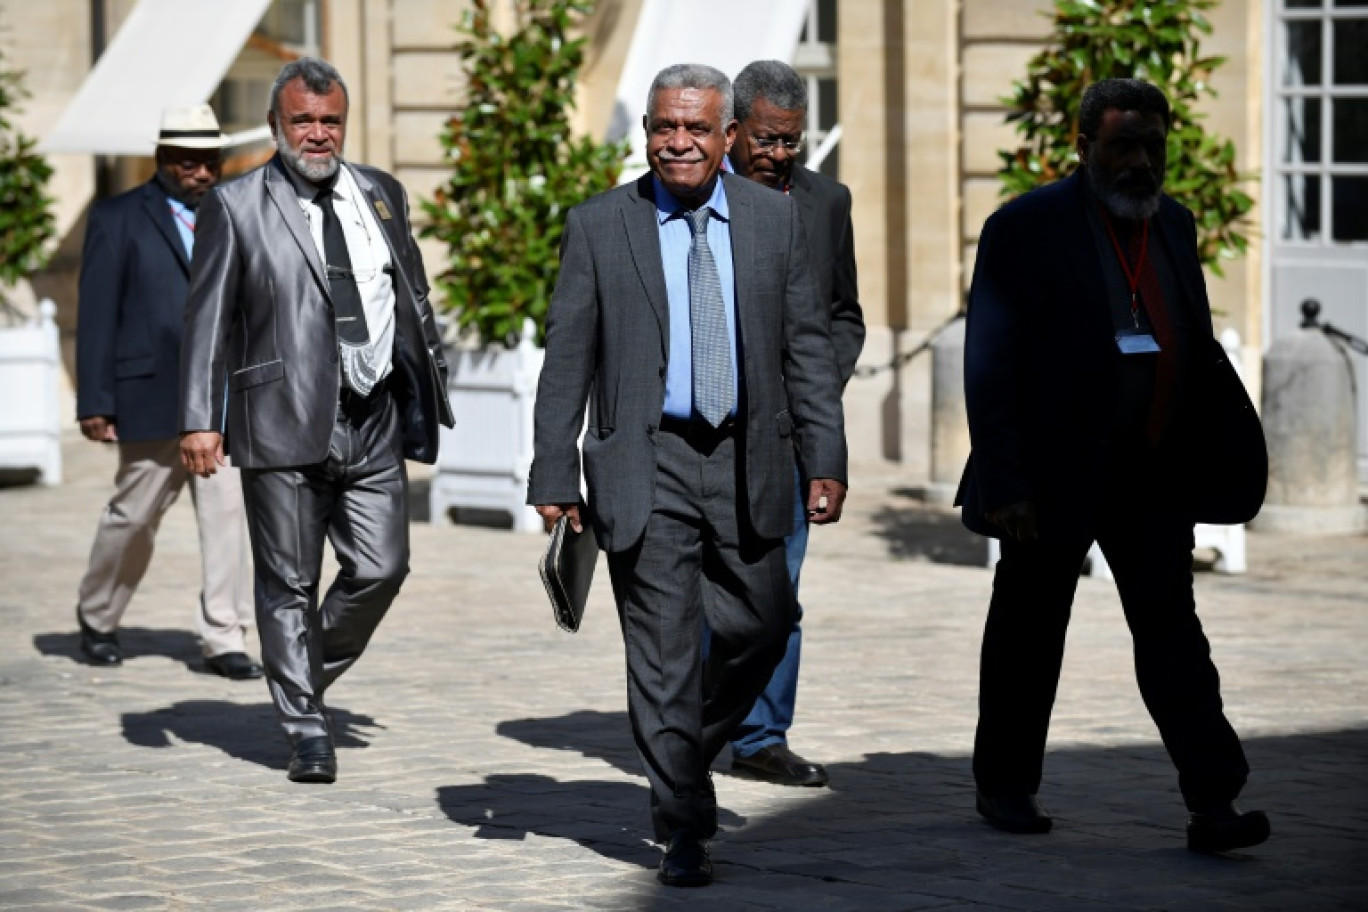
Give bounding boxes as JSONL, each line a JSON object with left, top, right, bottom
{"left": 430, "top": 323, "right": 544, "bottom": 532}
{"left": 0, "top": 299, "right": 62, "bottom": 485}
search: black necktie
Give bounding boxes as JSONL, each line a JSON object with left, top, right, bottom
{"left": 314, "top": 188, "right": 376, "bottom": 394}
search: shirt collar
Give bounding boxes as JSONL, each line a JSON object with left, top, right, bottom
{"left": 279, "top": 155, "right": 351, "bottom": 204}
{"left": 652, "top": 173, "right": 730, "bottom": 226}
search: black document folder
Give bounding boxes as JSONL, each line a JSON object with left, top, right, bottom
{"left": 539, "top": 513, "right": 597, "bottom": 633}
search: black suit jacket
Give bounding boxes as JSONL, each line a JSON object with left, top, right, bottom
{"left": 789, "top": 166, "right": 864, "bottom": 385}
{"left": 76, "top": 180, "right": 194, "bottom": 442}
{"left": 528, "top": 172, "right": 847, "bottom": 552}
{"left": 957, "top": 169, "right": 1265, "bottom": 541}
{"left": 180, "top": 157, "right": 453, "bottom": 468}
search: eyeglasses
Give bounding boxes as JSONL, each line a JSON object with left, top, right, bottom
{"left": 168, "top": 157, "right": 223, "bottom": 173}
{"left": 749, "top": 133, "right": 805, "bottom": 155}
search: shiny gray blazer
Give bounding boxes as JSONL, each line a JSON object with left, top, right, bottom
{"left": 179, "top": 156, "right": 453, "bottom": 469}
{"left": 527, "top": 172, "right": 848, "bottom": 552}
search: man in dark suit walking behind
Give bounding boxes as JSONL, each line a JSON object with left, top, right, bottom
{"left": 724, "top": 59, "right": 864, "bottom": 789}
{"left": 530, "top": 64, "right": 848, "bottom": 887}
{"left": 180, "top": 58, "right": 453, "bottom": 785}
{"left": 959, "top": 78, "right": 1269, "bottom": 854}
{"left": 74, "top": 105, "right": 261, "bottom": 681}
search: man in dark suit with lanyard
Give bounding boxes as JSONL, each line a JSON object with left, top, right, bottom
{"left": 74, "top": 105, "right": 260, "bottom": 680}
{"left": 958, "top": 78, "right": 1269, "bottom": 854}
{"left": 180, "top": 58, "right": 453, "bottom": 786}
{"left": 530, "top": 63, "right": 848, "bottom": 886}
{"left": 724, "top": 59, "right": 864, "bottom": 789}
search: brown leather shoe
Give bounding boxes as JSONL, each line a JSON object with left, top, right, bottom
{"left": 731, "top": 743, "right": 828, "bottom": 787}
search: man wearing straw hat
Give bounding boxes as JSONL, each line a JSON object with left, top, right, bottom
{"left": 74, "top": 104, "right": 262, "bottom": 681}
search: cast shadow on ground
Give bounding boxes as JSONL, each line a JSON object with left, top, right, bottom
{"left": 435, "top": 710, "right": 743, "bottom": 871}
{"left": 120, "top": 700, "right": 381, "bottom": 770}
{"left": 34, "top": 625, "right": 210, "bottom": 672}
{"left": 871, "top": 488, "right": 989, "bottom": 566}
{"left": 448, "top": 710, "right": 1368, "bottom": 907}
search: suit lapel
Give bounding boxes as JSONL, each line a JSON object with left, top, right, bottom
{"left": 723, "top": 173, "right": 759, "bottom": 351}
{"left": 789, "top": 167, "right": 820, "bottom": 243}
{"left": 264, "top": 157, "right": 329, "bottom": 294}
{"left": 623, "top": 175, "right": 670, "bottom": 351}
{"left": 139, "top": 183, "right": 190, "bottom": 274}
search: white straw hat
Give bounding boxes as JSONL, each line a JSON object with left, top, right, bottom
{"left": 155, "top": 104, "right": 229, "bottom": 149}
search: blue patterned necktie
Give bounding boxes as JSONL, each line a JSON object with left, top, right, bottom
{"left": 685, "top": 207, "right": 733, "bottom": 427}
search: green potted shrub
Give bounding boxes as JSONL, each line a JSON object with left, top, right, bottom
{"left": 998, "top": 0, "right": 1253, "bottom": 275}
{"left": 422, "top": 0, "right": 627, "bottom": 529}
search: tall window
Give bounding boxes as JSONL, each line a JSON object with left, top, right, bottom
{"left": 1275, "top": 0, "right": 1368, "bottom": 244}
{"left": 794, "top": 0, "right": 839, "bottom": 179}
{"left": 212, "top": 0, "right": 322, "bottom": 135}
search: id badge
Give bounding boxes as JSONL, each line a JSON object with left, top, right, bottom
{"left": 1115, "top": 330, "right": 1161, "bottom": 355}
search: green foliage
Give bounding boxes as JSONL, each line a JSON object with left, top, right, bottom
{"left": 998, "top": 0, "right": 1253, "bottom": 275}
{"left": 423, "top": 0, "right": 628, "bottom": 347}
{"left": 0, "top": 41, "right": 55, "bottom": 302}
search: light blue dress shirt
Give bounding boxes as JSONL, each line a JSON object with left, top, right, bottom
{"left": 166, "top": 197, "right": 195, "bottom": 258}
{"left": 653, "top": 175, "right": 739, "bottom": 420}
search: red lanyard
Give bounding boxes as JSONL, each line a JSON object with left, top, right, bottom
{"left": 168, "top": 204, "right": 195, "bottom": 234}
{"left": 1100, "top": 210, "right": 1148, "bottom": 329}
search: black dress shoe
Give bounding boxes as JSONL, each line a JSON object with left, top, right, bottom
{"left": 204, "top": 652, "right": 265, "bottom": 680}
{"left": 1187, "top": 804, "right": 1270, "bottom": 853}
{"left": 76, "top": 610, "right": 121, "bottom": 666}
{"left": 976, "top": 791, "right": 1053, "bottom": 834}
{"left": 731, "top": 743, "right": 828, "bottom": 787}
{"left": 287, "top": 736, "right": 337, "bottom": 784}
{"left": 658, "top": 831, "right": 712, "bottom": 887}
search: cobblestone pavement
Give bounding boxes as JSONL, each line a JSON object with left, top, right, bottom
{"left": 1, "top": 434, "right": 1365, "bottom": 911}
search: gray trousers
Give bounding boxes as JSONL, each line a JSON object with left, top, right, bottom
{"left": 240, "top": 390, "right": 410, "bottom": 746}
{"left": 606, "top": 422, "right": 794, "bottom": 841}
{"left": 77, "top": 438, "right": 254, "bottom": 657}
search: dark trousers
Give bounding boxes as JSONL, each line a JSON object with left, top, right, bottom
{"left": 730, "top": 465, "right": 807, "bottom": 756}
{"left": 241, "top": 390, "right": 410, "bottom": 746}
{"left": 974, "top": 479, "right": 1249, "bottom": 812}
{"left": 606, "top": 422, "right": 794, "bottom": 841}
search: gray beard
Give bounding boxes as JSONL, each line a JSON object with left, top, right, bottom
{"left": 1089, "top": 168, "right": 1162, "bottom": 221}
{"left": 277, "top": 135, "right": 340, "bottom": 183}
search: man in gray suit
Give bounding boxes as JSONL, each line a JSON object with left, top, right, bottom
{"left": 179, "top": 58, "right": 453, "bottom": 785}
{"left": 530, "top": 63, "right": 848, "bottom": 887}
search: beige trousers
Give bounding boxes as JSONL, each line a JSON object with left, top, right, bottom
{"left": 76, "top": 438, "right": 254, "bottom": 657}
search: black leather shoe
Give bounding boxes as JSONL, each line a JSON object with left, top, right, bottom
{"left": 76, "top": 611, "right": 121, "bottom": 666}
{"left": 658, "top": 831, "right": 712, "bottom": 887}
{"left": 204, "top": 652, "right": 265, "bottom": 680}
{"left": 976, "top": 791, "right": 1053, "bottom": 834}
{"left": 731, "top": 743, "right": 828, "bottom": 787}
{"left": 1187, "top": 805, "right": 1270, "bottom": 854}
{"left": 287, "top": 736, "right": 337, "bottom": 784}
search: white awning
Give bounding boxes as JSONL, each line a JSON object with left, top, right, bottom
{"left": 40, "top": 0, "right": 273, "bottom": 155}
{"left": 610, "top": 0, "right": 809, "bottom": 168}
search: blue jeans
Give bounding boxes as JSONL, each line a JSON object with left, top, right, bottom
{"left": 728, "top": 468, "right": 807, "bottom": 757}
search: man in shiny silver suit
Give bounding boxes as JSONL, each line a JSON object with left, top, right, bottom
{"left": 180, "top": 57, "right": 453, "bottom": 785}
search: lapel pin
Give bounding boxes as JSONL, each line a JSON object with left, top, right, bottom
{"left": 374, "top": 200, "right": 393, "bottom": 221}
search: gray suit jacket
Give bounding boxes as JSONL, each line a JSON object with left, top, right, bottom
{"left": 527, "top": 172, "right": 847, "bottom": 552}
{"left": 790, "top": 165, "right": 864, "bottom": 385}
{"left": 179, "top": 156, "right": 453, "bottom": 468}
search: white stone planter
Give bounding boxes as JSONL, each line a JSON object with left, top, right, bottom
{"left": 430, "top": 321, "right": 544, "bottom": 531}
{"left": 0, "top": 298, "right": 62, "bottom": 485}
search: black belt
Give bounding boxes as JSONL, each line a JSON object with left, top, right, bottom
{"left": 339, "top": 374, "right": 390, "bottom": 412}
{"left": 658, "top": 414, "right": 738, "bottom": 445}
